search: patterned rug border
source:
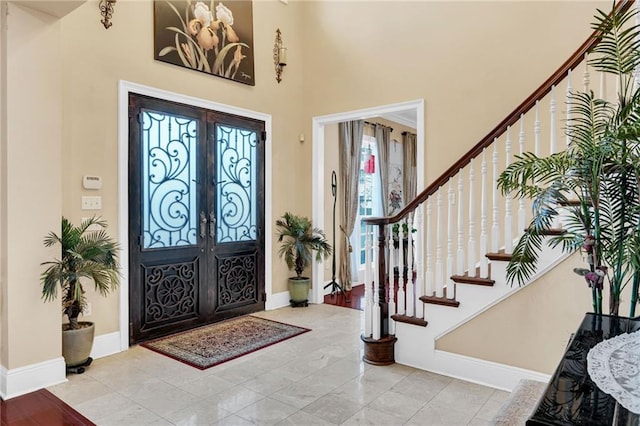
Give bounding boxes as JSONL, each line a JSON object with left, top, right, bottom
{"left": 140, "top": 315, "right": 311, "bottom": 370}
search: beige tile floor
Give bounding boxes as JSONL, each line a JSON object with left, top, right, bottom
{"left": 48, "top": 304, "right": 508, "bottom": 425}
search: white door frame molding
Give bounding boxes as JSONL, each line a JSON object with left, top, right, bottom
{"left": 310, "top": 99, "right": 425, "bottom": 304}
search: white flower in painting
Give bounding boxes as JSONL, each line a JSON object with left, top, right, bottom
{"left": 193, "top": 2, "right": 213, "bottom": 27}
{"left": 216, "top": 2, "right": 234, "bottom": 26}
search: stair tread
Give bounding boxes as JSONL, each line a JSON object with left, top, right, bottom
{"left": 391, "top": 314, "right": 428, "bottom": 327}
{"left": 486, "top": 249, "right": 511, "bottom": 262}
{"left": 559, "top": 199, "right": 592, "bottom": 207}
{"left": 451, "top": 265, "right": 494, "bottom": 286}
{"left": 420, "top": 288, "right": 460, "bottom": 307}
{"left": 451, "top": 274, "right": 495, "bottom": 286}
{"left": 524, "top": 228, "right": 565, "bottom": 236}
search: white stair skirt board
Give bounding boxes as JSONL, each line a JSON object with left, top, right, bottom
{"left": 0, "top": 357, "right": 66, "bottom": 400}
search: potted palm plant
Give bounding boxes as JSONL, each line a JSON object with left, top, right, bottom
{"left": 497, "top": 3, "right": 640, "bottom": 317}
{"left": 41, "top": 216, "right": 119, "bottom": 369}
{"left": 276, "top": 212, "right": 332, "bottom": 307}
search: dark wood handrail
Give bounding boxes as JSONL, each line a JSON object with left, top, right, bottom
{"left": 365, "top": 0, "right": 632, "bottom": 227}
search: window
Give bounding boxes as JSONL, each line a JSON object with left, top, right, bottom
{"left": 350, "top": 135, "right": 383, "bottom": 280}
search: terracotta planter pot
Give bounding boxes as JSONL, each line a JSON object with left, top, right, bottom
{"left": 62, "top": 322, "right": 95, "bottom": 367}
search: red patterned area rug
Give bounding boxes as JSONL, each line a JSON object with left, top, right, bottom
{"left": 141, "top": 316, "right": 310, "bottom": 370}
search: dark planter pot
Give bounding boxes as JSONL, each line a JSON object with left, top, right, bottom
{"left": 62, "top": 321, "right": 94, "bottom": 367}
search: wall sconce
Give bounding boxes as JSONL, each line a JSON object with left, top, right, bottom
{"left": 273, "top": 28, "right": 287, "bottom": 83}
{"left": 99, "top": 0, "right": 117, "bottom": 29}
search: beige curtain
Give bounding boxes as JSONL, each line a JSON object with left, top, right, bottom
{"left": 375, "top": 124, "right": 391, "bottom": 216}
{"left": 338, "top": 120, "right": 364, "bottom": 291}
{"left": 403, "top": 132, "right": 417, "bottom": 214}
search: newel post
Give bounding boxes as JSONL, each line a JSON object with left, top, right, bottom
{"left": 361, "top": 221, "right": 397, "bottom": 365}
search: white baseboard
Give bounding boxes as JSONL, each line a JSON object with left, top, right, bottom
{"left": 266, "top": 290, "right": 291, "bottom": 310}
{"left": 91, "top": 331, "right": 123, "bottom": 359}
{"left": 430, "top": 350, "right": 551, "bottom": 391}
{"left": 0, "top": 357, "right": 66, "bottom": 400}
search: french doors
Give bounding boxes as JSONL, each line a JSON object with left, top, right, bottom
{"left": 128, "top": 94, "right": 265, "bottom": 344}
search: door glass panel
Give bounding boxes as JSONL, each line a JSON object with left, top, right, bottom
{"left": 216, "top": 125, "right": 257, "bottom": 243}
{"left": 142, "top": 110, "right": 198, "bottom": 248}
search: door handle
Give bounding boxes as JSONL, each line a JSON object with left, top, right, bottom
{"left": 199, "top": 212, "right": 207, "bottom": 239}
{"left": 209, "top": 212, "right": 216, "bottom": 239}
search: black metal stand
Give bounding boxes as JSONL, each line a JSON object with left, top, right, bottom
{"left": 66, "top": 357, "right": 93, "bottom": 374}
{"left": 324, "top": 171, "right": 348, "bottom": 300}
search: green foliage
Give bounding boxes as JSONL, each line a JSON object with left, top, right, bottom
{"left": 41, "top": 217, "right": 120, "bottom": 329}
{"left": 275, "top": 212, "right": 332, "bottom": 279}
{"left": 497, "top": 2, "right": 640, "bottom": 316}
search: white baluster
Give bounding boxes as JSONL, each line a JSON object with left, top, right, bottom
{"left": 518, "top": 115, "right": 526, "bottom": 234}
{"left": 491, "top": 142, "right": 499, "bottom": 253}
{"left": 425, "top": 199, "right": 434, "bottom": 297}
{"left": 387, "top": 224, "right": 396, "bottom": 334}
{"left": 406, "top": 217, "right": 415, "bottom": 316}
{"left": 397, "top": 220, "right": 406, "bottom": 313}
{"left": 480, "top": 149, "right": 488, "bottom": 278}
{"left": 414, "top": 204, "right": 424, "bottom": 319}
{"left": 436, "top": 191, "right": 444, "bottom": 298}
{"left": 550, "top": 85, "right": 557, "bottom": 155}
{"left": 372, "top": 227, "right": 381, "bottom": 340}
{"left": 504, "top": 127, "right": 513, "bottom": 253}
{"left": 467, "top": 162, "right": 476, "bottom": 275}
{"left": 567, "top": 69, "right": 573, "bottom": 149}
{"left": 364, "top": 226, "right": 372, "bottom": 338}
{"left": 600, "top": 68, "right": 607, "bottom": 102}
{"left": 456, "top": 170, "right": 464, "bottom": 275}
{"left": 446, "top": 181, "right": 455, "bottom": 298}
{"left": 534, "top": 101, "right": 541, "bottom": 158}
{"left": 583, "top": 53, "right": 590, "bottom": 92}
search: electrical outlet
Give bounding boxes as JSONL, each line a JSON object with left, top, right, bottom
{"left": 84, "top": 302, "right": 92, "bottom": 316}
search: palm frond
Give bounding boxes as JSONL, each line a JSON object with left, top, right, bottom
{"left": 589, "top": 4, "right": 640, "bottom": 76}
{"left": 40, "top": 217, "right": 120, "bottom": 323}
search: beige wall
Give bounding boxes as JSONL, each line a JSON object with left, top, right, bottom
{"left": 436, "top": 253, "right": 597, "bottom": 374}
{"left": 301, "top": 1, "right": 607, "bottom": 185}
{"left": 1, "top": 3, "right": 63, "bottom": 369}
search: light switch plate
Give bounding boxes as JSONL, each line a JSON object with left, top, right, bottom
{"left": 81, "top": 196, "right": 102, "bottom": 210}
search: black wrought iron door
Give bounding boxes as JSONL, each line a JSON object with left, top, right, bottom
{"left": 128, "top": 94, "right": 265, "bottom": 344}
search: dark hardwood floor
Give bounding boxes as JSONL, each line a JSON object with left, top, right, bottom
{"left": 323, "top": 284, "right": 364, "bottom": 310}
{"left": 0, "top": 389, "right": 94, "bottom": 426}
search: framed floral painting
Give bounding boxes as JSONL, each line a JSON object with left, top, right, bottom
{"left": 154, "top": 1, "right": 255, "bottom": 86}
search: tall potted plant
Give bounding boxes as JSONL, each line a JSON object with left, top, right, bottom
{"left": 41, "top": 217, "right": 119, "bottom": 368}
{"left": 276, "top": 212, "right": 332, "bottom": 307}
{"left": 497, "top": 2, "right": 640, "bottom": 316}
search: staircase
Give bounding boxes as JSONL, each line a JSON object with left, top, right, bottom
{"left": 360, "top": 0, "right": 633, "bottom": 391}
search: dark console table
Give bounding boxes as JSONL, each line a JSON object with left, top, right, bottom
{"left": 527, "top": 313, "right": 640, "bottom": 425}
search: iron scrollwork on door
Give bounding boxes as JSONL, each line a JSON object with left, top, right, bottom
{"left": 142, "top": 260, "right": 198, "bottom": 326}
{"left": 217, "top": 253, "right": 257, "bottom": 308}
{"left": 141, "top": 110, "right": 198, "bottom": 249}
{"left": 215, "top": 125, "right": 258, "bottom": 243}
